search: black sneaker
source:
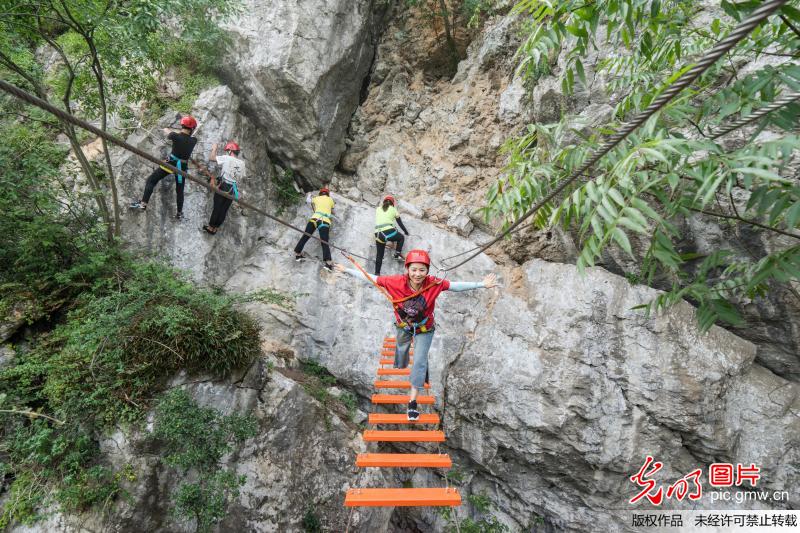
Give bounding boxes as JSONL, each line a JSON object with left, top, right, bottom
{"left": 175, "top": 212, "right": 183, "bottom": 220}
{"left": 295, "top": 254, "right": 304, "bottom": 262}
{"left": 323, "top": 262, "right": 334, "bottom": 272}
{"left": 130, "top": 201, "right": 146, "bottom": 210}
{"left": 407, "top": 400, "right": 419, "bottom": 421}
{"left": 393, "top": 252, "right": 403, "bottom": 260}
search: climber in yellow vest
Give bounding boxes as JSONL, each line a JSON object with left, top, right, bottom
{"left": 294, "top": 186, "right": 335, "bottom": 271}
{"left": 374, "top": 194, "right": 409, "bottom": 275}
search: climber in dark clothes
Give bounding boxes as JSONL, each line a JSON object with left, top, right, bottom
{"left": 130, "top": 115, "right": 198, "bottom": 220}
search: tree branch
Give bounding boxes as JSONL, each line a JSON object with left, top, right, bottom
{"left": 0, "top": 409, "right": 65, "bottom": 425}
{"left": 779, "top": 14, "right": 800, "bottom": 40}
{"left": 688, "top": 206, "right": 800, "bottom": 241}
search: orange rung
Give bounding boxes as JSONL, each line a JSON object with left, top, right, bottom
{"left": 380, "top": 358, "right": 412, "bottom": 365}
{"left": 369, "top": 413, "right": 440, "bottom": 424}
{"left": 380, "top": 350, "right": 413, "bottom": 357}
{"left": 377, "top": 368, "right": 411, "bottom": 376}
{"left": 371, "top": 394, "right": 434, "bottom": 404}
{"left": 356, "top": 453, "right": 452, "bottom": 468}
{"left": 374, "top": 381, "right": 430, "bottom": 389}
{"left": 363, "top": 430, "right": 445, "bottom": 442}
{"left": 345, "top": 487, "right": 461, "bottom": 507}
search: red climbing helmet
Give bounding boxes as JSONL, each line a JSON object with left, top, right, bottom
{"left": 224, "top": 141, "right": 240, "bottom": 153}
{"left": 320, "top": 187, "right": 330, "bottom": 195}
{"left": 404, "top": 249, "right": 430, "bottom": 268}
{"left": 383, "top": 194, "right": 395, "bottom": 205}
{"left": 180, "top": 115, "right": 197, "bottom": 129}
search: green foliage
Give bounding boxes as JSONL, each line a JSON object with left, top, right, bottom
{"left": 490, "top": 0, "right": 800, "bottom": 331}
{"left": 274, "top": 167, "right": 302, "bottom": 214}
{"left": 152, "top": 389, "right": 256, "bottom": 532}
{"left": 153, "top": 389, "right": 258, "bottom": 471}
{"left": 0, "top": 117, "right": 101, "bottom": 291}
{"left": 0, "top": 260, "right": 261, "bottom": 527}
{"left": 3, "top": 260, "right": 262, "bottom": 427}
{"left": 0, "top": 150, "right": 261, "bottom": 528}
{"left": 302, "top": 508, "right": 322, "bottom": 532}
{"left": 437, "top": 491, "right": 509, "bottom": 532}
{"left": 340, "top": 391, "right": 358, "bottom": 422}
{"left": 238, "top": 287, "right": 299, "bottom": 310}
{"left": 172, "top": 471, "right": 243, "bottom": 533}
{"left": 462, "top": 0, "right": 498, "bottom": 28}
{"left": 0, "top": 420, "right": 121, "bottom": 527}
{"left": 301, "top": 360, "right": 338, "bottom": 387}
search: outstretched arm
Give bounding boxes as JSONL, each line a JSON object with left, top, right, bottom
{"left": 448, "top": 273, "right": 498, "bottom": 292}
{"left": 334, "top": 264, "right": 375, "bottom": 285}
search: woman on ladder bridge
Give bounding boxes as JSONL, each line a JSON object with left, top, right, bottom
{"left": 336, "top": 249, "right": 498, "bottom": 420}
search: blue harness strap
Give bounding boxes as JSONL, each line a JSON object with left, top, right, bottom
{"left": 168, "top": 154, "right": 188, "bottom": 184}
{"left": 311, "top": 216, "right": 330, "bottom": 229}
{"left": 216, "top": 179, "right": 239, "bottom": 199}
{"left": 376, "top": 228, "right": 398, "bottom": 244}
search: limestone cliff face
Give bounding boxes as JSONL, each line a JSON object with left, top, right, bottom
{"left": 217, "top": 0, "right": 386, "bottom": 187}
{"left": 11, "top": 2, "right": 800, "bottom": 533}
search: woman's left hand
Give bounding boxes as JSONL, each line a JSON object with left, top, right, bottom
{"left": 483, "top": 273, "right": 498, "bottom": 288}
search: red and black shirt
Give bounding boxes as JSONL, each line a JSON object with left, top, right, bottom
{"left": 376, "top": 274, "right": 450, "bottom": 332}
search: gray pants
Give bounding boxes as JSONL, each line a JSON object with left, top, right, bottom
{"left": 395, "top": 326, "right": 434, "bottom": 389}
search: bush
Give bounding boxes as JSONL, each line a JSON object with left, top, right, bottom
{"left": 0, "top": 258, "right": 261, "bottom": 526}
{"left": 152, "top": 389, "right": 257, "bottom": 532}
{"left": 274, "top": 167, "right": 302, "bottom": 214}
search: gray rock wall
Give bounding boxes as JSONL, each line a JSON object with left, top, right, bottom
{"left": 218, "top": 0, "right": 385, "bottom": 187}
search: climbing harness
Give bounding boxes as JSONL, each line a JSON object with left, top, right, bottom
{"left": 311, "top": 211, "right": 332, "bottom": 229}
{"left": 341, "top": 252, "right": 445, "bottom": 339}
{"left": 160, "top": 153, "right": 189, "bottom": 183}
{"left": 375, "top": 226, "right": 398, "bottom": 244}
{"left": 218, "top": 180, "right": 239, "bottom": 200}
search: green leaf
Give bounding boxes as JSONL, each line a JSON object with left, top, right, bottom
{"left": 608, "top": 187, "right": 626, "bottom": 207}
{"left": 630, "top": 197, "right": 661, "bottom": 222}
{"left": 612, "top": 227, "right": 633, "bottom": 255}
{"left": 732, "top": 167, "right": 785, "bottom": 182}
{"left": 618, "top": 216, "right": 648, "bottom": 234}
{"left": 575, "top": 58, "right": 586, "bottom": 85}
{"left": 785, "top": 202, "right": 800, "bottom": 229}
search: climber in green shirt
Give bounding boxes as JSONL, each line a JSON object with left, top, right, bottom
{"left": 374, "top": 194, "right": 410, "bottom": 275}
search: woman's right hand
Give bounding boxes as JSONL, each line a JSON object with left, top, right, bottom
{"left": 334, "top": 263, "right": 346, "bottom": 273}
